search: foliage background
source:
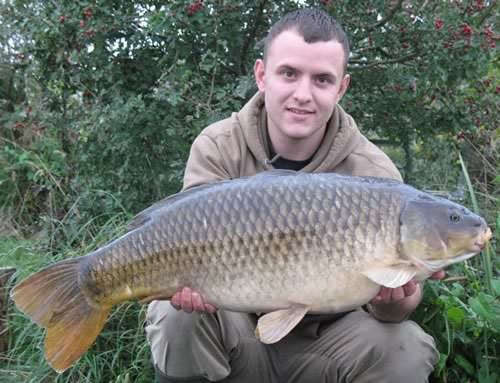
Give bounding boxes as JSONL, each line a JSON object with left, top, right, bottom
{"left": 0, "top": 0, "right": 498, "bottom": 382}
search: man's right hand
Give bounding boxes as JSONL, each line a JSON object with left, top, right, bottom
{"left": 170, "top": 286, "right": 217, "bottom": 314}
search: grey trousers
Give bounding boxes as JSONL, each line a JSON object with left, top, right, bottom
{"left": 145, "top": 301, "right": 439, "bottom": 383}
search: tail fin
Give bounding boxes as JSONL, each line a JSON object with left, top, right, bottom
{"left": 10, "top": 258, "right": 111, "bottom": 373}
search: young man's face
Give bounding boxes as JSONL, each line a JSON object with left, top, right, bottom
{"left": 254, "top": 29, "right": 350, "bottom": 146}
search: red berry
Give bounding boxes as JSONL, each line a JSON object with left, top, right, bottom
{"left": 462, "top": 24, "right": 473, "bottom": 36}
{"left": 186, "top": 0, "right": 203, "bottom": 15}
{"left": 59, "top": 15, "right": 66, "bottom": 23}
{"left": 435, "top": 19, "right": 444, "bottom": 30}
{"left": 84, "top": 7, "right": 93, "bottom": 19}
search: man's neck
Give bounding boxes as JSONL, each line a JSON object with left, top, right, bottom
{"left": 267, "top": 123, "right": 326, "bottom": 161}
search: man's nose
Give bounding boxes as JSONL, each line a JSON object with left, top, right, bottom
{"left": 293, "top": 78, "right": 312, "bottom": 103}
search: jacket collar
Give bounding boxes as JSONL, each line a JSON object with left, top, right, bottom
{"left": 237, "top": 92, "right": 361, "bottom": 172}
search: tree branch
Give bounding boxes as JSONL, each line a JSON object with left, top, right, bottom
{"left": 349, "top": 51, "right": 421, "bottom": 70}
{"left": 239, "top": 0, "right": 267, "bottom": 75}
{"left": 364, "top": 0, "right": 404, "bottom": 32}
{"left": 478, "top": 0, "right": 498, "bottom": 25}
{"left": 351, "top": 46, "right": 392, "bottom": 60}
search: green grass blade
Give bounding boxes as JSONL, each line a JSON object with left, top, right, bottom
{"left": 458, "top": 151, "right": 494, "bottom": 295}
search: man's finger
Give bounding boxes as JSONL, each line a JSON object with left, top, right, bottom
{"left": 192, "top": 291, "right": 205, "bottom": 312}
{"left": 379, "top": 287, "right": 392, "bottom": 304}
{"left": 181, "top": 287, "right": 193, "bottom": 313}
{"left": 391, "top": 287, "right": 405, "bottom": 302}
{"left": 204, "top": 303, "right": 217, "bottom": 314}
{"left": 170, "top": 292, "right": 181, "bottom": 310}
{"left": 430, "top": 270, "right": 446, "bottom": 280}
{"left": 402, "top": 279, "right": 417, "bottom": 297}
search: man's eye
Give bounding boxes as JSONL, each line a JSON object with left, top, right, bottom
{"left": 317, "top": 76, "right": 333, "bottom": 85}
{"left": 281, "top": 69, "right": 295, "bottom": 78}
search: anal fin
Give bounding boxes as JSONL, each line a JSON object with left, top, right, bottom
{"left": 255, "top": 305, "right": 309, "bottom": 344}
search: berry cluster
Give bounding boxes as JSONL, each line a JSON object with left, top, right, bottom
{"left": 83, "top": 7, "right": 93, "bottom": 20}
{"left": 186, "top": 1, "right": 203, "bottom": 16}
{"left": 461, "top": 24, "right": 473, "bottom": 37}
{"left": 482, "top": 25, "right": 496, "bottom": 49}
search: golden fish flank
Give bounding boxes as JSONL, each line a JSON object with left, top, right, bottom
{"left": 11, "top": 170, "right": 492, "bottom": 372}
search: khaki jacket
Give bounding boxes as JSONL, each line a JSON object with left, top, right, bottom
{"left": 183, "top": 92, "right": 401, "bottom": 189}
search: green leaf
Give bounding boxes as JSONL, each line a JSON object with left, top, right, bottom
{"left": 454, "top": 354, "right": 475, "bottom": 376}
{"left": 478, "top": 358, "right": 499, "bottom": 383}
{"left": 492, "top": 279, "right": 500, "bottom": 297}
{"left": 469, "top": 295, "right": 494, "bottom": 320}
{"left": 434, "top": 352, "right": 448, "bottom": 377}
{"left": 447, "top": 306, "right": 465, "bottom": 326}
{"left": 469, "top": 293, "right": 500, "bottom": 332}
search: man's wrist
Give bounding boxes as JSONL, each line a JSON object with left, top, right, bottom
{"left": 367, "top": 283, "right": 423, "bottom": 322}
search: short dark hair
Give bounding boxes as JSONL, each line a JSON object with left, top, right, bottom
{"left": 263, "top": 8, "right": 350, "bottom": 72}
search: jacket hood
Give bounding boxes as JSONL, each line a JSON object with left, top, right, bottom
{"left": 237, "top": 92, "right": 362, "bottom": 172}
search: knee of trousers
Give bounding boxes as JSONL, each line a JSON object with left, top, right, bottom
{"left": 349, "top": 316, "right": 439, "bottom": 379}
{"left": 145, "top": 301, "right": 231, "bottom": 381}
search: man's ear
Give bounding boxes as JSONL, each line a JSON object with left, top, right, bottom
{"left": 336, "top": 74, "right": 351, "bottom": 102}
{"left": 254, "top": 59, "right": 265, "bottom": 92}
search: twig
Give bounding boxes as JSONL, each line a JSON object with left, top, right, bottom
{"left": 239, "top": 0, "right": 267, "bottom": 75}
{"left": 442, "top": 276, "right": 468, "bottom": 283}
{"left": 364, "top": 0, "right": 404, "bottom": 32}
{"left": 349, "top": 51, "right": 420, "bottom": 70}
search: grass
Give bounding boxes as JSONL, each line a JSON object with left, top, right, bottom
{"left": 0, "top": 148, "right": 498, "bottom": 383}
{"left": 0, "top": 215, "right": 155, "bottom": 383}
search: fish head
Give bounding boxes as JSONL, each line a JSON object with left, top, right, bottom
{"left": 400, "top": 194, "right": 492, "bottom": 274}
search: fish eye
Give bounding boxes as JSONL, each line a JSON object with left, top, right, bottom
{"left": 449, "top": 212, "right": 462, "bottom": 223}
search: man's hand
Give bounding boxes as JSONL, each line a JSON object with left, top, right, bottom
{"left": 170, "top": 286, "right": 217, "bottom": 314}
{"left": 368, "top": 271, "right": 445, "bottom": 322}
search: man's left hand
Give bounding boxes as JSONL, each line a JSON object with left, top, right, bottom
{"left": 368, "top": 270, "right": 445, "bottom": 322}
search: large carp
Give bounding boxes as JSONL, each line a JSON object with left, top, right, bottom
{"left": 11, "top": 171, "right": 492, "bottom": 372}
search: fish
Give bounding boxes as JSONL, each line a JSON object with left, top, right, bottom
{"left": 11, "top": 170, "right": 492, "bottom": 372}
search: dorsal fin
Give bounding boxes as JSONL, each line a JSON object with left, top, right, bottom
{"left": 127, "top": 182, "right": 221, "bottom": 230}
{"left": 127, "top": 170, "right": 300, "bottom": 231}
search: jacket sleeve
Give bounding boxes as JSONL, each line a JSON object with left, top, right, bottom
{"left": 182, "top": 134, "right": 231, "bottom": 191}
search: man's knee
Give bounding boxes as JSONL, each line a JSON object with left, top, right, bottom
{"left": 352, "top": 315, "right": 439, "bottom": 381}
{"left": 145, "top": 301, "right": 231, "bottom": 381}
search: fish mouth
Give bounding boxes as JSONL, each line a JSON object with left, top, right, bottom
{"left": 473, "top": 227, "right": 492, "bottom": 251}
{"left": 417, "top": 228, "right": 492, "bottom": 273}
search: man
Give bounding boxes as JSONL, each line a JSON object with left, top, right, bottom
{"left": 146, "top": 8, "right": 441, "bottom": 383}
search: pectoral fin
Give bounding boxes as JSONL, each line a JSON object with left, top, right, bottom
{"left": 361, "top": 265, "right": 417, "bottom": 288}
{"left": 255, "top": 305, "right": 309, "bottom": 344}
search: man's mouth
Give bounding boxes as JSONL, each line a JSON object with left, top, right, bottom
{"left": 287, "top": 107, "right": 314, "bottom": 115}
